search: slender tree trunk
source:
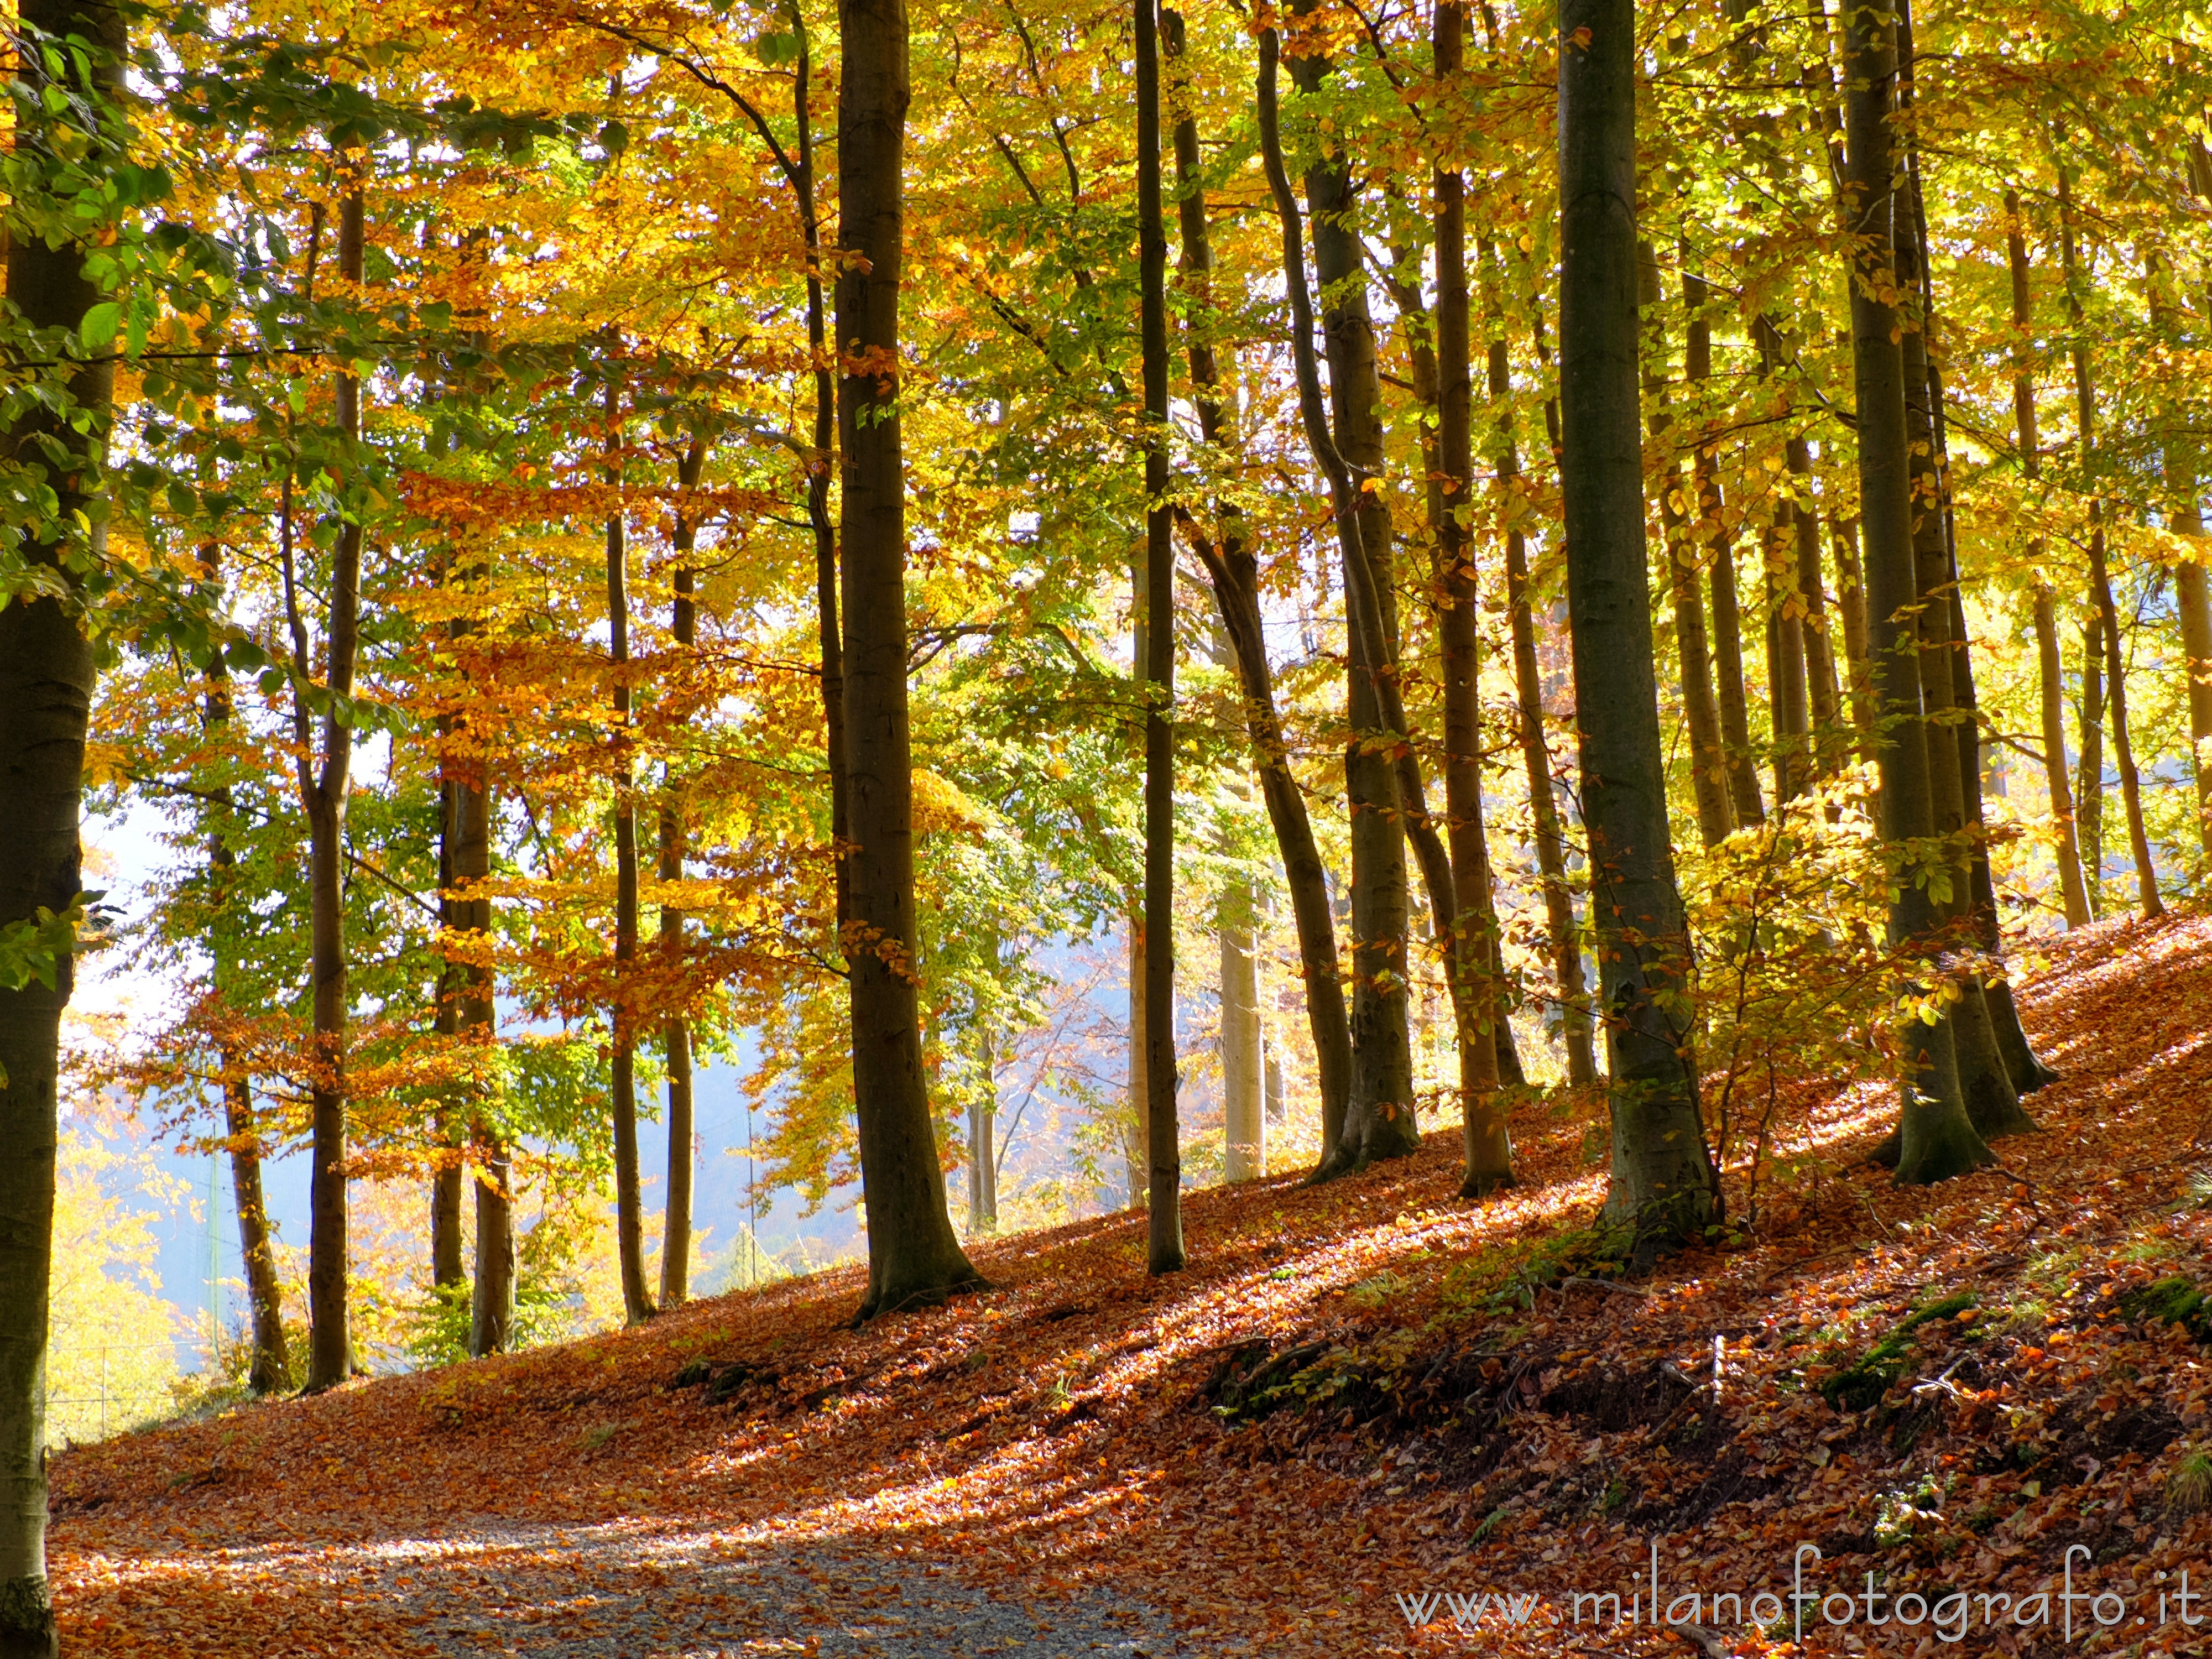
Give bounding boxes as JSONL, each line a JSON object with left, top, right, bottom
{"left": 1683, "top": 268, "right": 1766, "bottom": 828}
{"left": 1637, "top": 245, "right": 1733, "bottom": 847}
{"left": 2077, "top": 611, "right": 2105, "bottom": 915}
{"left": 1557, "top": 0, "right": 1720, "bottom": 1259}
{"left": 0, "top": 3, "right": 112, "bottom": 1615}
{"left": 839, "top": 0, "right": 983, "bottom": 1317}
{"left": 1220, "top": 884, "right": 1264, "bottom": 1182}
{"left": 1752, "top": 320, "right": 1812, "bottom": 800}
{"left": 2005, "top": 192, "right": 2092, "bottom": 928}
{"left": 1839, "top": 0, "right": 1991, "bottom": 1183}
{"left": 1433, "top": 0, "right": 1510, "bottom": 1195}
{"left": 1832, "top": 512, "right": 1873, "bottom": 736}
{"left": 657, "top": 442, "right": 705, "bottom": 1310}
{"left": 1259, "top": 24, "right": 1418, "bottom": 1177}
{"left": 2059, "top": 175, "right": 2161, "bottom": 918}
{"left": 428, "top": 764, "right": 465, "bottom": 1295}
{"left": 791, "top": 29, "right": 851, "bottom": 946}
{"left": 968, "top": 1024, "right": 998, "bottom": 1230}
{"left": 1485, "top": 291, "right": 1597, "bottom": 1084}
{"left": 1165, "top": 6, "right": 1351, "bottom": 1157}
{"left": 458, "top": 773, "right": 509, "bottom": 1355}
{"left": 603, "top": 382, "right": 655, "bottom": 1327}
{"left": 2152, "top": 277, "right": 2212, "bottom": 859}
{"left": 302, "top": 183, "right": 367, "bottom": 1392}
{"left": 199, "top": 559, "right": 291, "bottom": 1394}
{"left": 1135, "top": 0, "right": 1183, "bottom": 1274}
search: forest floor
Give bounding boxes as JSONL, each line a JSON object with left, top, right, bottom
{"left": 49, "top": 909, "right": 2212, "bottom": 1658}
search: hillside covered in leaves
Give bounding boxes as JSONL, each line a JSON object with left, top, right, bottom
{"left": 44, "top": 912, "right": 2212, "bottom": 1657}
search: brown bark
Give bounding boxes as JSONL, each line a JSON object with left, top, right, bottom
{"left": 2059, "top": 173, "right": 2161, "bottom": 919}
{"left": 658, "top": 440, "right": 705, "bottom": 1309}
{"left": 1837, "top": 0, "right": 1991, "bottom": 1183}
{"left": 1135, "top": 0, "right": 1183, "bottom": 1274}
{"left": 302, "top": 182, "right": 366, "bottom": 1392}
{"left": 0, "top": 8, "right": 117, "bottom": 1636}
{"left": 839, "top": 0, "right": 983, "bottom": 1317}
{"left": 603, "top": 379, "right": 655, "bottom": 1327}
{"left": 1637, "top": 244, "right": 1733, "bottom": 847}
{"left": 1683, "top": 267, "right": 1765, "bottom": 828}
{"left": 1557, "top": 0, "right": 1720, "bottom": 1259}
{"left": 1162, "top": 8, "right": 1353, "bottom": 1145}
{"left": 1434, "top": 0, "right": 1510, "bottom": 1196}
{"left": 199, "top": 554, "right": 291, "bottom": 1395}
{"left": 1260, "top": 21, "right": 1418, "bottom": 1177}
{"left": 2005, "top": 190, "right": 2092, "bottom": 928}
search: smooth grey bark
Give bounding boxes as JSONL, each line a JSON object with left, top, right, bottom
{"left": 1164, "top": 7, "right": 1353, "bottom": 1150}
{"left": 1258, "top": 24, "right": 1418, "bottom": 1178}
{"left": 1135, "top": 0, "right": 1183, "bottom": 1275}
{"left": 1557, "top": 0, "right": 1720, "bottom": 1260}
{"left": 1838, "top": 0, "right": 1992, "bottom": 1185}
{"left": 1, "top": 2, "right": 119, "bottom": 1635}
{"left": 839, "top": 0, "right": 983, "bottom": 1318}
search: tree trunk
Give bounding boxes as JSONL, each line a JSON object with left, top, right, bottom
{"left": 1487, "top": 312, "right": 1597, "bottom": 1086}
{"left": 2005, "top": 192, "right": 2093, "bottom": 929}
{"left": 2077, "top": 611, "right": 2105, "bottom": 915}
{"left": 839, "top": 0, "right": 983, "bottom": 1317}
{"left": 428, "top": 764, "right": 465, "bottom": 1292}
{"left": 1637, "top": 245, "right": 1734, "bottom": 848}
{"left": 199, "top": 555, "right": 291, "bottom": 1394}
{"left": 1889, "top": 159, "right": 2029, "bottom": 1140}
{"left": 458, "top": 745, "right": 511, "bottom": 1358}
{"left": 1220, "top": 885, "right": 1263, "bottom": 1183}
{"left": 2153, "top": 284, "right": 2212, "bottom": 859}
{"left": 1135, "top": 0, "right": 1183, "bottom": 1274}
{"left": 1166, "top": 9, "right": 1352, "bottom": 1149}
{"left": 1258, "top": 23, "right": 1418, "bottom": 1178}
{"left": 2058, "top": 174, "right": 2160, "bottom": 918}
{"left": 603, "top": 382, "right": 656, "bottom": 1327}
{"left": 1839, "top": 0, "right": 1992, "bottom": 1184}
{"left": 968, "top": 1021, "right": 998, "bottom": 1230}
{"left": 658, "top": 441, "right": 705, "bottom": 1310}
{"left": 1433, "top": 0, "right": 1510, "bottom": 1196}
{"left": 0, "top": 62, "right": 99, "bottom": 1594}
{"left": 1557, "top": 0, "right": 1721, "bottom": 1260}
{"left": 302, "top": 183, "right": 367, "bottom": 1392}
{"left": 1684, "top": 271, "right": 1765, "bottom": 829}
{"left": 1831, "top": 512, "right": 1874, "bottom": 736}
{"left": 1753, "top": 320, "right": 1812, "bottom": 801}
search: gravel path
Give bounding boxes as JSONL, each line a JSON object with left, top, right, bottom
{"left": 267, "top": 1518, "right": 1191, "bottom": 1658}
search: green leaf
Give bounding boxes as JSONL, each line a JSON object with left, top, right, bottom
{"left": 79, "top": 302, "right": 123, "bottom": 351}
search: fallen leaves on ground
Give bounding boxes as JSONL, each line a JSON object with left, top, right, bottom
{"left": 51, "top": 911, "right": 2212, "bottom": 1656}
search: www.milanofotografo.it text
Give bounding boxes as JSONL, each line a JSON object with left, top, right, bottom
{"left": 1394, "top": 1542, "right": 2212, "bottom": 1643}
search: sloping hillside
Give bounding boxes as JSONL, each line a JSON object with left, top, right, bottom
{"left": 49, "top": 912, "right": 2212, "bottom": 1657}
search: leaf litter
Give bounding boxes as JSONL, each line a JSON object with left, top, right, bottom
{"left": 50, "top": 911, "right": 2212, "bottom": 1656}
